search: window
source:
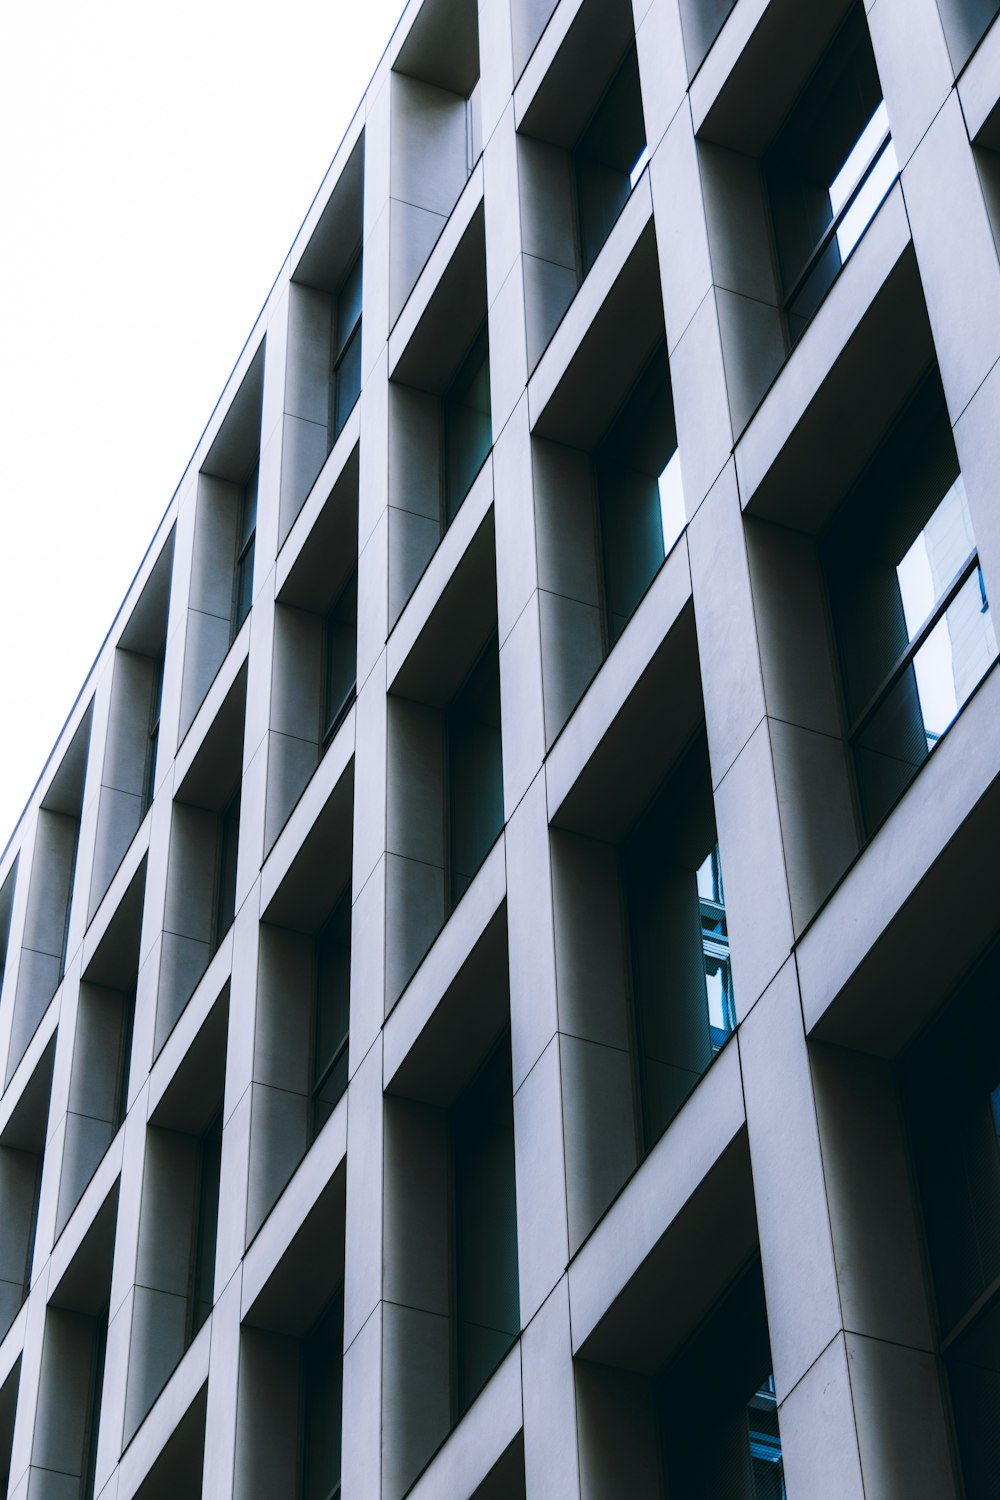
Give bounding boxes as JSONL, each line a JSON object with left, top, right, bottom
{"left": 624, "top": 734, "right": 734, "bottom": 1153}
{"left": 443, "top": 323, "right": 492, "bottom": 526}
{"left": 331, "top": 252, "right": 362, "bottom": 450}
{"left": 764, "top": 5, "right": 898, "bottom": 343}
{"left": 81, "top": 1310, "right": 109, "bottom": 1500}
{"left": 113, "top": 985, "right": 136, "bottom": 1132}
{"left": 574, "top": 43, "right": 647, "bottom": 277}
{"left": 143, "top": 659, "right": 164, "bottom": 816}
{"left": 822, "top": 371, "right": 997, "bottom": 836}
{"left": 310, "top": 897, "right": 350, "bottom": 1141}
{"left": 698, "top": 846, "right": 735, "bottom": 1056}
{"left": 0, "top": 863, "right": 16, "bottom": 1004}
{"left": 660, "top": 1261, "right": 784, "bottom": 1500}
{"left": 303, "top": 1291, "right": 345, "bottom": 1500}
{"left": 322, "top": 568, "right": 358, "bottom": 748}
{"left": 451, "top": 1034, "right": 519, "bottom": 1416}
{"left": 232, "top": 457, "right": 259, "bottom": 640}
{"left": 213, "top": 791, "right": 241, "bottom": 949}
{"left": 447, "top": 636, "right": 503, "bottom": 908}
{"left": 903, "top": 934, "right": 1000, "bottom": 1500}
{"left": 189, "top": 1112, "right": 223, "bottom": 1341}
{"left": 595, "top": 342, "right": 683, "bottom": 648}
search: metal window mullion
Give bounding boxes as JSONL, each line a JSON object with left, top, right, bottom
{"left": 846, "top": 548, "right": 980, "bottom": 743}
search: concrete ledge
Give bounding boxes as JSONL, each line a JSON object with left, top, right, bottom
{"left": 799, "top": 660, "right": 1000, "bottom": 1055}
{"left": 569, "top": 1040, "right": 747, "bottom": 1368}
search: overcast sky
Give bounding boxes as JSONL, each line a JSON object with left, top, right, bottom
{"left": 0, "top": 0, "right": 404, "bottom": 846}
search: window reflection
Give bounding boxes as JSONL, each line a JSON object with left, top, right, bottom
{"left": 823, "top": 371, "right": 998, "bottom": 835}
{"left": 697, "top": 845, "right": 735, "bottom": 1054}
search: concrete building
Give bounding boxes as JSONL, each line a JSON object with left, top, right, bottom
{"left": 2, "top": 0, "right": 1000, "bottom": 1494}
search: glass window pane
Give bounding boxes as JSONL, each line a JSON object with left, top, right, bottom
{"left": 626, "top": 737, "right": 730, "bottom": 1152}
{"left": 855, "top": 568, "right": 997, "bottom": 829}
{"left": 215, "top": 793, "right": 240, "bottom": 945}
{"left": 332, "top": 320, "right": 362, "bottom": 444}
{"left": 765, "top": 7, "right": 892, "bottom": 334}
{"left": 313, "top": 896, "right": 351, "bottom": 1133}
{"left": 191, "top": 1113, "right": 222, "bottom": 1337}
{"left": 334, "top": 254, "right": 362, "bottom": 362}
{"left": 323, "top": 569, "right": 358, "bottom": 742}
{"left": 448, "top": 639, "right": 503, "bottom": 907}
{"left": 303, "top": 1292, "right": 344, "bottom": 1500}
{"left": 453, "top": 1037, "right": 519, "bottom": 1414}
{"left": 444, "top": 326, "right": 492, "bottom": 524}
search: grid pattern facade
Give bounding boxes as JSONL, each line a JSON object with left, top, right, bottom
{"left": 2, "top": 0, "right": 1000, "bottom": 1496}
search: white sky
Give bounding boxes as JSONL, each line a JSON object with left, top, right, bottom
{"left": 0, "top": 0, "right": 405, "bottom": 847}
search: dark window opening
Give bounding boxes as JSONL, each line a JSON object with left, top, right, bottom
{"left": 81, "top": 1309, "right": 109, "bottom": 1500}
{"left": 902, "top": 933, "right": 1000, "bottom": 1500}
{"left": 303, "top": 1290, "right": 345, "bottom": 1500}
{"left": 444, "top": 324, "right": 492, "bottom": 527}
{"left": 213, "top": 791, "right": 241, "bottom": 950}
{"left": 447, "top": 636, "right": 504, "bottom": 909}
{"left": 311, "top": 896, "right": 351, "bottom": 1141}
{"left": 322, "top": 569, "right": 359, "bottom": 748}
{"left": 331, "top": 253, "right": 363, "bottom": 450}
{"left": 764, "top": 5, "right": 898, "bottom": 344}
{"left": 452, "top": 1033, "right": 519, "bottom": 1417}
{"left": 189, "top": 1112, "right": 223, "bottom": 1342}
{"left": 113, "top": 985, "right": 137, "bottom": 1132}
{"left": 143, "top": 658, "right": 164, "bottom": 817}
{"left": 232, "top": 457, "right": 259, "bottom": 640}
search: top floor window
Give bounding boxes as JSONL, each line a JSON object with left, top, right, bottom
{"left": 764, "top": 5, "right": 898, "bottom": 342}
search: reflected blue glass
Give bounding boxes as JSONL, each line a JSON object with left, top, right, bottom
{"left": 697, "top": 845, "right": 735, "bottom": 1054}
{"left": 748, "top": 1377, "right": 786, "bottom": 1500}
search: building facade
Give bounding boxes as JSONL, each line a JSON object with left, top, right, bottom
{"left": 1, "top": 0, "right": 1000, "bottom": 1494}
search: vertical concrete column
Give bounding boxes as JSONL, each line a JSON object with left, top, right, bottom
{"left": 891, "top": 58, "right": 1000, "bottom": 600}
{"left": 650, "top": 87, "right": 736, "bottom": 520}
{"left": 200, "top": 1268, "right": 242, "bottom": 1500}
{"left": 341, "top": 67, "right": 392, "bottom": 1500}
{"left": 482, "top": 19, "right": 579, "bottom": 1466}
{"left": 71, "top": 654, "right": 113, "bottom": 934}
{"left": 740, "top": 960, "right": 958, "bottom": 1500}
{"left": 522, "top": 1279, "right": 582, "bottom": 1500}
{"left": 92, "top": 1086, "right": 150, "bottom": 1496}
